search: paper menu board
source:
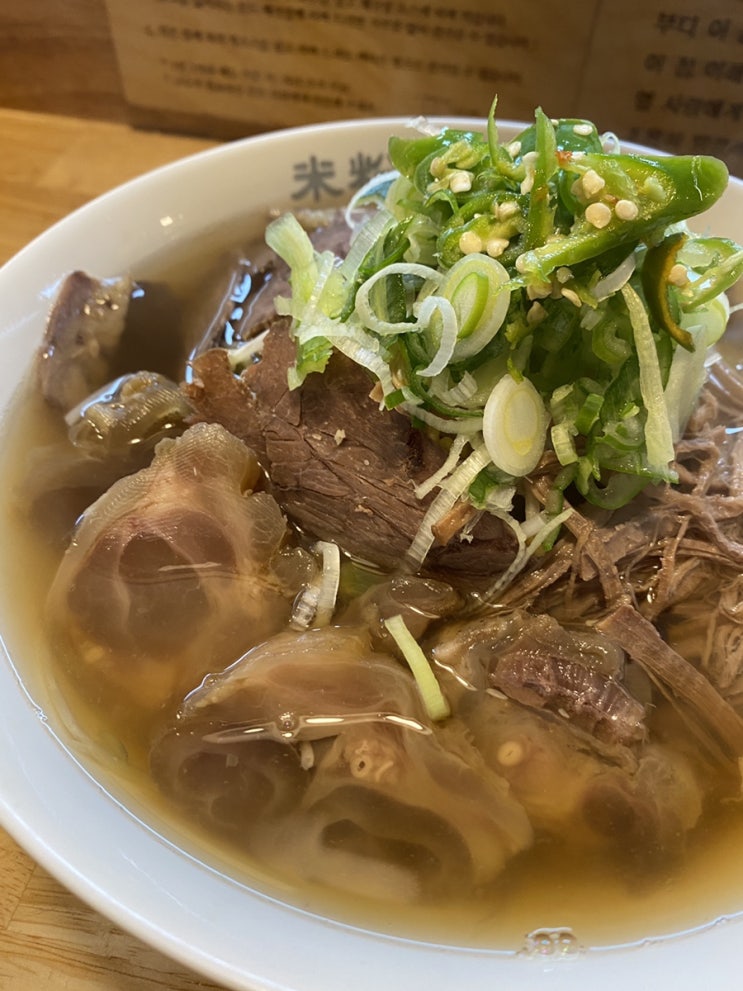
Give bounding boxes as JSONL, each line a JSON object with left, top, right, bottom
{"left": 580, "top": 4, "right": 743, "bottom": 171}
{"left": 105, "top": 0, "right": 742, "bottom": 175}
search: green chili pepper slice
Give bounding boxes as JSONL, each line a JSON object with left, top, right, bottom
{"left": 641, "top": 231, "right": 694, "bottom": 351}
{"left": 678, "top": 236, "right": 743, "bottom": 312}
{"left": 523, "top": 108, "right": 558, "bottom": 250}
{"left": 517, "top": 153, "right": 729, "bottom": 283}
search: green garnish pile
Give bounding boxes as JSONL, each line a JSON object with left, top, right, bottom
{"left": 260, "top": 101, "right": 743, "bottom": 575}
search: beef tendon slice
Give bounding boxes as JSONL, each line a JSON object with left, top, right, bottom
{"left": 46, "top": 422, "right": 302, "bottom": 726}
{"left": 430, "top": 611, "right": 703, "bottom": 862}
{"left": 67, "top": 371, "right": 192, "bottom": 463}
{"left": 296, "top": 717, "right": 533, "bottom": 899}
{"left": 151, "top": 626, "right": 533, "bottom": 901}
{"left": 455, "top": 692, "right": 702, "bottom": 865}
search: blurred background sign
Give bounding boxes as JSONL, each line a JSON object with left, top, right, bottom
{"left": 1, "top": 1, "right": 741, "bottom": 174}
{"left": 104, "top": 0, "right": 743, "bottom": 174}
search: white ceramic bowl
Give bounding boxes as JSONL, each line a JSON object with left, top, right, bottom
{"left": 0, "top": 118, "right": 742, "bottom": 991}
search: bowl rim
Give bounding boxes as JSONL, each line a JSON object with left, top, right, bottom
{"left": 1, "top": 114, "right": 742, "bottom": 991}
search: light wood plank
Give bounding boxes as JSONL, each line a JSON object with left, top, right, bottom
{"left": 0, "top": 110, "right": 216, "bottom": 265}
{"left": 0, "top": 828, "right": 35, "bottom": 930}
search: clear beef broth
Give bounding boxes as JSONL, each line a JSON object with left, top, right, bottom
{"left": 3, "top": 222, "right": 743, "bottom": 952}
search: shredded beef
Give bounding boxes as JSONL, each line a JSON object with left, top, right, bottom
{"left": 597, "top": 604, "right": 743, "bottom": 764}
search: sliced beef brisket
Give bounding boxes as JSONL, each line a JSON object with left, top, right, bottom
{"left": 185, "top": 323, "right": 517, "bottom": 578}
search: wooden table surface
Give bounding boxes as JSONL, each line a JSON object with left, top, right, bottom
{"left": 0, "top": 107, "right": 236, "bottom": 991}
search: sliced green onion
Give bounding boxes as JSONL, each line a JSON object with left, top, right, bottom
{"left": 413, "top": 434, "right": 469, "bottom": 499}
{"left": 266, "top": 214, "right": 347, "bottom": 320}
{"left": 430, "top": 369, "right": 479, "bottom": 407}
{"left": 313, "top": 540, "right": 341, "bottom": 626}
{"left": 483, "top": 375, "right": 549, "bottom": 476}
{"left": 591, "top": 313, "right": 633, "bottom": 366}
{"left": 416, "top": 295, "right": 458, "bottom": 376}
{"left": 574, "top": 392, "right": 604, "bottom": 434}
{"left": 331, "top": 330, "right": 397, "bottom": 399}
{"left": 288, "top": 334, "right": 334, "bottom": 389}
{"left": 399, "top": 401, "right": 483, "bottom": 435}
{"left": 267, "top": 111, "right": 741, "bottom": 542}
{"left": 344, "top": 170, "right": 399, "bottom": 227}
{"left": 663, "top": 297, "right": 728, "bottom": 440}
{"left": 680, "top": 292, "right": 729, "bottom": 346}
{"left": 592, "top": 252, "right": 636, "bottom": 302}
{"left": 439, "top": 253, "right": 511, "bottom": 361}
{"left": 265, "top": 212, "right": 314, "bottom": 273}
{"left": 290, "top": 540, "right": 340, "bottom": 629}
{"left": 621, "top": 283, "right": 676, "bottom": 478}
{"left": 551, "top": 421, "right": 578, "bottom": 465}
{"left": 383, "top": 614, "right": 450, "bottom": 721}
{"left": 308, "top": 252, "right": 345, "bottom": 318}
{"left": 354, "top": 262, "right": 442, "bottom": 335}
{"left": 678, "top": 238, "right": 743, "bottom": 312}
{"left": 339, "top": 208, "right": 394, "bottom": 283}
{"left": 404, "top": 441, "right": 490, "bottom": 569}
{"left": 480, "top": 506, "right": 573, "bottom": 599}
{"left": 581, "top": 471, "right": 649, "bottom": 510}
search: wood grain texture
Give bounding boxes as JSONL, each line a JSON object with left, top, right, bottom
{"left": 0, "top": 0, "right": 127, "bottom": 122}
{"left": 0, "top": 108, "right": 216, "bottom": 263}
{"left": 0, "top": 107, "right": 229, "bottom": 991}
